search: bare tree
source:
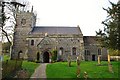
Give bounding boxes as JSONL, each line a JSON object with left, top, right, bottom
{"left": 0, "top": 0, "right": 28, "bottom": 45}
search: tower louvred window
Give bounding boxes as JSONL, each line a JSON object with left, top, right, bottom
{"left": 21, "top": 18, "right": 26, "bottom": 25}
{"left": 31, "top": 40, "right": 34, "bottom": 46}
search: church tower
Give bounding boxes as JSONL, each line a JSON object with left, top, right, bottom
{"left": 12, "top": 10, "right": 36, "bottom": 59}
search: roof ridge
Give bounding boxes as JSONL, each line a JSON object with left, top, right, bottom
{"left": 34, "top": 26, "right": 78, "bottom": 28}
{"left": 30, "top": 26, "right": 82, "bottom": 34}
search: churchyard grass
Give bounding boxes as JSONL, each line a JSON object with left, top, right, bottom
{"left": 3, "top": 55, "right": 39, "bottom": 76}
{"left": 22, "top": 61, "right": 40, "bottom": 76}
{"left": 46, "top": 61, "right": 119, "bottom": 78}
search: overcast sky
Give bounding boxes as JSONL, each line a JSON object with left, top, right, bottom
{"left": 21, "top": 0, "right": 118, "bottom": 36}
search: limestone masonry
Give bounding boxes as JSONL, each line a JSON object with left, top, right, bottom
{"left": 12, "top": 11, "right": 107, "bottom": 62}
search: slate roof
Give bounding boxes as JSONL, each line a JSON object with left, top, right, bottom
{"left": 83, "top": 36, "right": 98, "bottom": 46}
{"left": 30, "top": 26, "right": 82, "bottom": 34}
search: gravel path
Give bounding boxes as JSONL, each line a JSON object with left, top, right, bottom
{"left": 30, "top": 63, "right": 48, "bottom": 79}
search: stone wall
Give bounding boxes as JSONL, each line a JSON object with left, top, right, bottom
{"left": 0, "top": 41, "right": 2, "bottom": 79}
{"left": 12, "top": 12, "right": 36, "bottom": 59}
{"left": 27, "top": 34, "right": 84, "bottom": 61}
{"left": 12, "top": 11, "right": 108, "bottom": 61}
{"left": 84, "top": 45, "right": 107, "bottom": 61}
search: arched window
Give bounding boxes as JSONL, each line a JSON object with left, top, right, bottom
{"left": 59, "top": 47, "right": 63, "bottom": 55}
{"left": 85, "top": 50, "right": 87, "bottom": 55}
{"left": 85, "top": 50, "right": 90, "bottom": 55}
{"left": 31, "top": 40, "right": 34, "bottom": 46}
{"left": 87, "top": 50, "right": 90, "bottom": 55}
{"left": 21, "top": 18, "right": 26, "bottom": 25}
{"left": 72, "top": 47, "right": 76, "bottom": 55}
{"left": 18, "top": 50, "right": 23, "bottom": 59}
{"left": 98, "top": 48, "right": 101, "bottom": 55}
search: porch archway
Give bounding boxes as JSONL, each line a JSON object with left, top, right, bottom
{"left": 43, "top": 51, "right": 49, "bottom": 63}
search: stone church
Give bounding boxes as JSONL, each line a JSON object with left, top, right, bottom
{"left": 11, "top": 10, "right": 107, "bottom": 62}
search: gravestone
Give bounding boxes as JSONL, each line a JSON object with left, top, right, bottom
{"left": 108, "top": 54, "right": 111, "bottom": 64}
{"left": 84, "top": 71, "right": 88, "bottom": 79}
{"left": 76, "top": 56, "right": 81, "bottom": 77}
{"left": 97, "top": 55, "right": 101, "bottom": 65}
{"left": 108, "top": 63, "right": 114, "bottom": 73}
{"left": 67, "top": 55, "right": 71, "bottom": 67}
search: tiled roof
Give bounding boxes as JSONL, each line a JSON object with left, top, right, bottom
{"left": 30, "top": 26, "right": 82, "bottom": 34}
{"left": 83, "top": 36, "right": 98, "bottom": 46}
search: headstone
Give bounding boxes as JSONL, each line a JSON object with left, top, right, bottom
{"left": 108, "top": 63, "right": 114, "bottom": 73}
{"left": 67, "top": 55, "right": 71, "bottom": 67}
{"left": 98, "top": 55, "right": 101, "bottom": 65}
{"left": 76, "top": 66, "right": 80, "bottom": 78}
{"left": 84, "top": 71, "right": 88, "bottom": 79}
{"left": 76, "top": 56, "right": 81, "bottom": 77}
{"left": 108, "top": 54, "right": 111, "bottom": 64}
{"left": 76, "top": 56, "right": 81, "bottom": 66}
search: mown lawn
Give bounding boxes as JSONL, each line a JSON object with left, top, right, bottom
{"left": 3, "top": 55, "right": 40, "bottom": 76}
{"left": 2, "top": 55, "right": 39, "bottom": 78}
{"left": 22, "top": 61, "right": 40, "bottom": 76}
{"left": 46, "top": 61, "right": 119, "bottom": 78}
